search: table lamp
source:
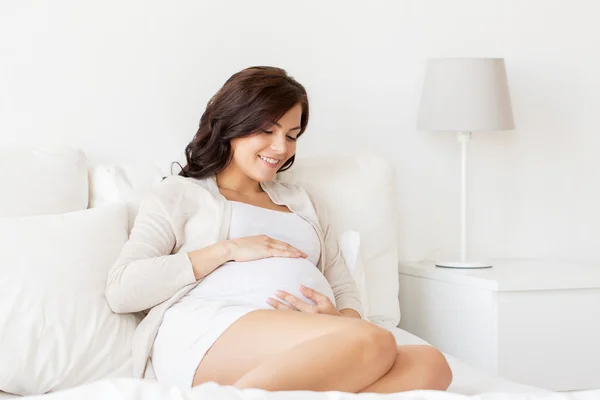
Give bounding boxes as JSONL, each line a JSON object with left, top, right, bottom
{"left": 417, "top": 57, "right": 515, "bottom": 269}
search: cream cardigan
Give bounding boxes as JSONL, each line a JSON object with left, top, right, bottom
{"left": 105, "top": 174, "right": 363, "bottom": 379}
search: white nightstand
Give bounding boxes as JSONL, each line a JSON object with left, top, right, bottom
{"left": 398, "top": 259, "right": 600, "bottom": 391}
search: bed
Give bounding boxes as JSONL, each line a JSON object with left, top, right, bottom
{"left": 1, "top": 148, "right": 596, "bottom": 400}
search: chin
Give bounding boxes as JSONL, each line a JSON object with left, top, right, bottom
{"left": 250, "top": 171, "right": 277, "bottom": 182}
{"left": 248, "top": 159, "right": 286, "bottom": 182}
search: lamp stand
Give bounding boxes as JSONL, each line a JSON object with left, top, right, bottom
{"left": 435, "top": 132, "right": 492, "bottom": 269}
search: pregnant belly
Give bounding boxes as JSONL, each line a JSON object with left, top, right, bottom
{"left": 181, "top": 258, "right": 336, "bottom": 310}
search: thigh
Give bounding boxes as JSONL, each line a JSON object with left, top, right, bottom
{"left": 192, "top": 309, "right": 376, "bottom": 387}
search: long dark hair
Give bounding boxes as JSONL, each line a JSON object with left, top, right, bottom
{"left": 178, "top": 66, "right": 309, "bottom": 180}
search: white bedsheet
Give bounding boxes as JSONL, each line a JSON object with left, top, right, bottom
{"left": 1, "top": 326, "right": 595, "bottom": 400}
{"left": 384, "top": 326, "right": 543, "bottom": 395}
{"left": 1, "top": 379, "right": 597, "bottom": 400}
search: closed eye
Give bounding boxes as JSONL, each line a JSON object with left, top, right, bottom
{"left": 261, "top": 129, "right": 298, "bottom": 141}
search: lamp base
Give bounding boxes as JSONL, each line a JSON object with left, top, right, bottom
{"left": 435, "top": 260, "right": 492, "bottom": 269}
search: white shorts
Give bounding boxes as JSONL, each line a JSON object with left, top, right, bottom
{"left": 151, "top": 298, "right": 257, "bottom": 388}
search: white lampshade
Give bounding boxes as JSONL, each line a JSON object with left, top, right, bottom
{"left": 417, "top": 58, "right": 515, "bottom": 132}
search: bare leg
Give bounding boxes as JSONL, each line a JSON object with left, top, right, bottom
{"left": 233, "top": 330, "right": 395, "bottom": 392}
{"left": 359, "top": 345, "right": 453, "bottom": 393}
{"left": 193, "top": 309, "right": 397, "bottom": 392}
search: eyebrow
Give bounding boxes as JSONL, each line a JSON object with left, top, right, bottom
{"left": 272, "top": 121, "right": 302, "bottom": 132}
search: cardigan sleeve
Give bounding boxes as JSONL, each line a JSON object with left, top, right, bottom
{"left": 307, "top": 190, "right": 364, "bottom": 319}
{"left": 105, "top": 183, "right": 197, "bottom": 314}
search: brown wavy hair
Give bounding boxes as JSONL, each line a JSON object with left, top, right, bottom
{"left": 178, "top": 66, "right": 309, "bottom": 180}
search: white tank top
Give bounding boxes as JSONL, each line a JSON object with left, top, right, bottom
{"left": 178, "top": 201, "right": 336, "bottom": 309}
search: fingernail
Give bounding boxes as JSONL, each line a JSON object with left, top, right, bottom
{"left": 275, "top": 290, "right": 284, "bottom": 296}
{"left": 300, "top": 284, "right": 307, "bottom": 289}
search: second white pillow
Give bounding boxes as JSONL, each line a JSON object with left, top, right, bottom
{"left": 0, "top": 204, "right": 139, "bottom": 395}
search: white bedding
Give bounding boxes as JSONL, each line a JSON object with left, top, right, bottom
{"left": 385, "top": 326, "right": 543, "bottom": 395}
{"left": 3, "top": 326, "right": 592, "bottom": 400}
{"left": 1, "top": 378, "right": 597, "bottom": 400}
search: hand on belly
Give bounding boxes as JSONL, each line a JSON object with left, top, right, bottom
{"left": 266, "top": 284, "right": 342, "bottom": 317}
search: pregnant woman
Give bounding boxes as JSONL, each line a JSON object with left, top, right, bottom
{"left": 105, "top": 66, "right": 452, "bottom": 393}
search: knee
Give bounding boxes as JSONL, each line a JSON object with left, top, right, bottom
{"left": 421, "top": 347, "right": 453, "bottom": 391}
{"left": 352, "top": 323, "right": 397, "bottom": 370}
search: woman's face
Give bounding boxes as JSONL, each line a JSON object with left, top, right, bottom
{"left": 230, "top": 103, "right": 303, "bottom": 182}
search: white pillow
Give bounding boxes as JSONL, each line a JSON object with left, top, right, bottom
{"left": 88, "top": 163, "right": 171, "bottom": 233}
{"left": 338, "top": 230, "right": 370, "bottom": 319}
{"left": 0, "top": 204, "right": 139, "bottom": 395}
{"left": 0, "top": 146, "right": 89, "bottom": 217}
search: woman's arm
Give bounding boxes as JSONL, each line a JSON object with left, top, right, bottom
{"left": 188, "top": 241, "right": 231, "bottom": 280}
{"left": 105, "top": 184, "right": 228, "bottom": 314}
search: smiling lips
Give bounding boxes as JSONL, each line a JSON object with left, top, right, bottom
{"left": 258, "top": 155, "right": 281, "bottom": 168}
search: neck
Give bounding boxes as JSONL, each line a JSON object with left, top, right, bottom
{"left": 216, "top": 164, "right": 262, "bottom": 195}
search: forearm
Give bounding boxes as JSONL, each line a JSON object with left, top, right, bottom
{"left": 106, "top": 252, "right": 195, "bottom": 313}
{"left": 106, "top": 241, "right": 231, "bottom": 314}
{"left": 188, "top": 240, "right": 232, "bottom": 280}
{"left": 340, "top": 308, "right": 361, "bottom": 319}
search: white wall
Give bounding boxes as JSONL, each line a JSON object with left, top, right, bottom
{"left": 2, "top": 0, "right": 599, "bottom": 263}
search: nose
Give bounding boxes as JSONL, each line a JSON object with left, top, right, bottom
{"left": 269, "top": 134, "right": 287, "bottom": 154}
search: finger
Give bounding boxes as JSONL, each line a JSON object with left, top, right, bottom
{"left": 268, "top": 240, "right": 308, "bottom": 258}
{"left": 267, "top": 248, "right": 302, "bottom": 259}
{"left": 274, "top": 290, "right": 316, "bottom": 313}
{"left": 267, "top": 245, "right": 307, "bottom": 258}
{"left": 266, "top": 297, "right": 296, "bottom": 311}
{"left": 299, "top": 285, "right": 329, "bottom": 304}
{"left": 271, "top": 245, "right": 308, "bottom": 258}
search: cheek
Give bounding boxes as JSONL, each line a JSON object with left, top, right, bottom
{"left": 287, "top": 141, "right": 297, "bottom": 156}
{"left": 232, "top": 137, "right": 263, "bottom": 159}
